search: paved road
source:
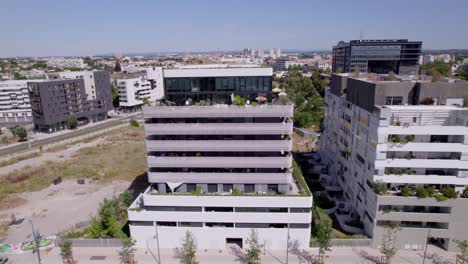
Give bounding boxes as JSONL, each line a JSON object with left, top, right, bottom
{"left": 0, "top": 113, "right": 141, "bottom": 157}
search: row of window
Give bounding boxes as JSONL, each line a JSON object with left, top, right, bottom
{"left": 131, "top": 221, "right": 310, "bottom": 229}
{"left": 144, "top": 206, "right": 310, "bottom": 213}
{"left": 165, "top": 76, "right": 272, "bottom": 93}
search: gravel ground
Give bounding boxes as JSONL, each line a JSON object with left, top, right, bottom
{"left": 0, "top": 179, "right": 130, "bottom": 243}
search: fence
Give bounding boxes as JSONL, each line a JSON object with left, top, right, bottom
{"left": 55, "top": 238, "right": 123, "bottom": 248}
{"left": 310, "top": 238, "right": 372, "bottom": 248}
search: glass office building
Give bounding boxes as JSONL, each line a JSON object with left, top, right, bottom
{"left": 160, "top": 66, "right": 273, "bottom": 105}
{"left": 332, "top": 39, "right": 422, "bottom": 74}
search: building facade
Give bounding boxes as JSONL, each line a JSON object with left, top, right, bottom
{"left": 46, "top": 57, "right": 86, "bottom": 69}
{"left": 117, "top": 76, "right": 153, "bottom": 111}
{"left": 319, "top": 73, "right": 468, "bottom": 251}
{"left": 332, "top": 39, "right": 422, "bottom": 75}
{"left": 28, "top": 71, "right": 113, "bottom": 132}
{"left": 158, "top": 66, "right": 273, "bottom": 105}
{"left": 128, "top": 104, "right": 312, "bottom": 250}
{"left": 0, "top": 80, "right": 37, "bottom": 126}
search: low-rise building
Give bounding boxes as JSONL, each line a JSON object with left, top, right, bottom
{"left": 0, "top": 80, "right": 38, "bottom": 126}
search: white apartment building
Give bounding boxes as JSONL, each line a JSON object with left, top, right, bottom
{"left": 0, "top": 80, "right": 36, "bottom": 125}
{"left": 117, "top": 76, "right": 154, "bottom": 110}
{"left": 319, "top": 73, "right": 468, "bottom": 251}
{"left": 127, "top": 67, "right": 312, "bottom": 250}
{"left": 46, "top": 57, "right": 86, "bottom": 69}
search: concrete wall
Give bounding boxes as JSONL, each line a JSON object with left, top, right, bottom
{"left": 130, "top": 224, "right": 309, "bottom": 250}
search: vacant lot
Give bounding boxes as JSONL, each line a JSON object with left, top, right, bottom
{"left": 0, "top": 126, "right": 146, "bottom": 208}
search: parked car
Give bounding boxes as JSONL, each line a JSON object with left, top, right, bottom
{"left": 0, "top": 256, "right": 8, "bottom": 264}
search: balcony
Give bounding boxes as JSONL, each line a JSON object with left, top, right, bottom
{"left": 375, "top": 159, "right": 468, "bottom": 169}
{"left": 144, "top": 122, "right": 293, "bottom": 135}
{"left": 148, "top": 172, "right": 292, "bottom": 184}
{"left": 374, "top": 174, "right": 468, "bottom": 185}
{"left": 147, "top": 156, "right": 292, "bottom": 169}
{"left": 145, "top": 140, "right": 292, "bottom": 152}
{"left": 142, "top": 104, "right": 293, "bottom": 119}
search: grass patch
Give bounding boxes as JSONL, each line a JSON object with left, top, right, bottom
{"left": 0, "top": 152, "right": 41, "bottom": 168}
{"left": 0, "top": 127, "right": 146, "bottom": 205}
{"left": 0, "top": 222, "right": 9, "bottom": 238}
{"left": 292, "top": 158, "right": 312, "bottom": 196}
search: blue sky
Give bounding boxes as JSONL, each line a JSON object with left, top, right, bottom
{"left": 1, "top": 0, "right": 467, "bottom": 57}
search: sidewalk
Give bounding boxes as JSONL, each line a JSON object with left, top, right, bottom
{"left": 6, "top": 245, "right": 457, "bottom": 264}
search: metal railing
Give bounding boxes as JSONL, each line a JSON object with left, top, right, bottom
{"left": 310, "top": 238, "right": 372, "bottom": 248}
{"left": 55, "top": 238, "right": 123, "bottom": 247}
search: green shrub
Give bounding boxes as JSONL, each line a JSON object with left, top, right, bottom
{"left": 435, "top": 194, "right": 448, "bottom": 202}
{"left": 233, "top": 95, "right": 246, "bottom": 106}
{"left": 129, "top": 119, "right": 139, "bottom": 128}
{"left": 425, "top": 186, "right": 436, "bottom": 197}
{"left": 415, "top": 187, "right": 429, "bottom": 198}
{"left": 440, "top": 187, "right": 458, "bottom": 199}
{"left": 232, "top": 188, "right": 242, "bottom": 196}
{"left": 464, "top": 187, "right": 468, "bottom": 198}
{"left": 191, "top": 186, "right": 203, "bottom": 196}
{"left": 400, "top": 186, "right": 413, "bottom": 197}
{"left": 372, "top": 180, "right": 388, "bottom": 195}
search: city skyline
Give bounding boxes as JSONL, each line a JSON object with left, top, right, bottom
{"left": 1, "top": 0, "right": 468, "bottom": 57}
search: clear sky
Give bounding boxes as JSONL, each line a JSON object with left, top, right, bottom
{"left": 1, "top": 0, "right": 468, "bottom": 57}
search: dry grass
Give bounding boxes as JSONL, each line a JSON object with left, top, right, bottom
{"left": 292, "top": 132, "right": 315, "bottom": 152}
{"left": 0, "top": 222, "right": 8, "bottom": 238}
{"left": 0, "top": 152, "right": 41, "bottom": 168}
{"left": 0, "top": 126, "right": 146, "bottom": 205}
{"left": 0, "top": 195, "right": 27, "bottom": 210}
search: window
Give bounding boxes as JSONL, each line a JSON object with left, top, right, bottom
{"left": 245, "top": 184, "right": 255, "bottom": 193}
{"left": 267, "top": 184, "right": 278, "bottom": 193}
{"left": 385, "top": 96, "right": 403, "bottom": 105}
{"left": 208, "top": 184, "right": 218, "bottom": 193}
{"left": 186, "top": 184, "right": 196, "bottom": 192}
{"left": 223, "top": 184, "right": 233, "bottom": 193}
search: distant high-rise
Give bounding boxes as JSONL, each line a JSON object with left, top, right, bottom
{"left": 269, "top": 48, "right": 275, "bottom": 58}
{"left": 332, "top": 39, "right": 422, "bottom": 74}
{"left": 276, "top": 48, "right": 281, "bottom": 58}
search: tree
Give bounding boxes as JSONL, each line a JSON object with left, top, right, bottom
{"left": 246, "top": 229, "right": 262, "bottom": 264}
{"left": 129, "top": 119, "right": 139, "bottom": 128}
{"left": 118, "top": 238, "right": 137, "bottom": 264}
{"left": 142, "top": 97, "right": 150, "bottom": 106}
{"left": 14, "top": 127, "right": 27, "bottom": 141}
{"left": 380, "top": 227, "right": 399, "bottom": 264}
{"left": 180, "top": 231, "right": 198, "bottom": 264}
{"left": 352, "top": 65, "right": 360, "bottom": 78}
{"left": 59, "top": 239, "right": 75, "bottom": 264}
{"left": 316, "top": 218, "right": 332, "bottom": 259}
{"left": 454, "top": 240, "right": 468, "bottom": 263}
{"left": 111, "top": 81, "right": 120, "bottom": 107}
{"left": 67, "top": 115, "right": 78, "bottom": 129}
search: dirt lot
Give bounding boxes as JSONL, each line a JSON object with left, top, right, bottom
{"left": 0, "top": 179, "right": 130, "bottom": 243}
{"left": 0, "top": 126, "right": 147, "bottom": 243}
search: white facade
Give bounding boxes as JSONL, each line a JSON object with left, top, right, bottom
{"left": 0, "top": 80, "right": 36, "bottom": 124}
{"left": 128, "top": 105, "right": 312, "bottom": 250}
{"left": 46, "top": 57, "right": 86, "bottom": 69}
{"left": 319, "top": 74, "right": 468, "bottom": 251}
{"left": 117, "top": 77, "right": 154, "bottom": 107}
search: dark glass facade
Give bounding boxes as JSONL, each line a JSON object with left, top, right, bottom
{"left": 164, "top": 76, "right": 272, "bottom": 105}
{"left": 332, "top": 39, "right": 422, "bottom": 75}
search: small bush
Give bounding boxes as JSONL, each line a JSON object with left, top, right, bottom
{"left": 440, "top": 187, "right": 458, "bottom": 199}
{"left": 435, "top": 194, "right": 448, "bottom": 202}
{"left": 415, "top": 187, "right": 429, "bottom": 198}
{"left": 425, "top": 186, "right": 436, "bottom": 197}
{"left": 129, "top": 119, "right": 139, "bottom": 128}
{"left": 190, "top": 186, "right": 203, "bottom": 196}
{"left": 400, "top": 186, "right": 414, "bottom": 197}
{"left": 233, "top": 95, "right": 246, "bottom": 106}
{"left": 372, "top": 180, "right": 387, "bottom": 195}
{"left": 464, "top": 187, "right": 468, "bottom": 198}
{"left": 232, "top": 188, "right": 242, "bottom": 196}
